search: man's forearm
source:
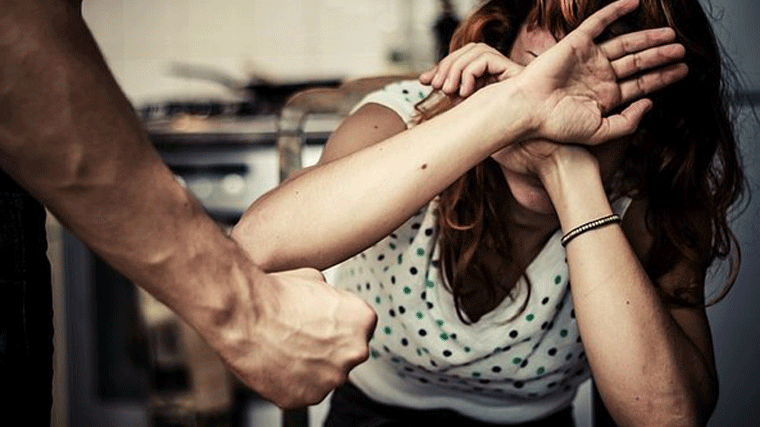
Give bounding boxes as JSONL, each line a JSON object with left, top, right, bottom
{"left": 0, "top": 0, "right": 243, "bottom": 325}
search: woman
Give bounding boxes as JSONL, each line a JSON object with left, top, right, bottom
{"left": 232, "top": 0, "right": 744, "bottom": 425}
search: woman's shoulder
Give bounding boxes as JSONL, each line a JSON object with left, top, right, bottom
{"left": 350, "top": 79, "right": 433, "bottom": 125}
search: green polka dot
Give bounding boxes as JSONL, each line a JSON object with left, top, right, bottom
{"left": 383, "top": 326, "right": 392, "bottom": 335}
{"left": 425, "top": 280, "right": 435, "bottom": 289}
{"left": 403, "top": 286, "right": 412, "bottom": 295}
{"left": 423, "top": 348, "right": 430, "bottom": 354}
{"left": 440, "top": 333, "right": 449, "bottom": 341}
{"left": 389, "top": 243, "right": 396, "bottom": 250}
{"left": 419, "top": 90, "right": 426, "bottom": 99}
{"left": 537, "top": 367, "right": 545, "bottom": 375}
{"left": 417, "top": 349, "right": 423, "bottom": 356}
{"left": 464, "top": 346, "right": 471, "bottom": 352}
{"left": 397, "top": 254, "right": 403, "bottom": 264}
{"left": 371, "top": 349, "right": 380, "bottom": 359}
{"left": 436, "top": 319, "right": 444, "bottom": 327}
{"left": 350, "top": 269, "right": 355, "bottom": 276}
{"left": 375, "top": 296, "right": 382, "bottom": 304}
{"left": 416, "top": 311, "right": 424, "bottom": 319}
{"left": 417, "top": 248, "right": 425, "bottom": 256}
{"left": 554, "top": 275, "right": 562, "bottom": 285}
{"left": 472, "top": 372, "right": 481, "bottom": 378}
{"left": 560, "top": 329, "right": 569, "bottom": 337}
{"left": 526, "top": 314, "right": 535, "bottom": 321}
{"left": 512, "top": 357, "right": 522, "bottom": 365}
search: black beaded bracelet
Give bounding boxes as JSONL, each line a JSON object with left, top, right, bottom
{"left": 560, "top": 214, "right": 621, "bottom": 247}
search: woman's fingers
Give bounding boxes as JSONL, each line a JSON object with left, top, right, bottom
{"left": 574, "top": 0, "right": 640, "bottom": 39}
{"left": 600, "top": 27, "right": 676, "bottom": 61}
{"left": 611, "top": 43, "right": 685, "bottom": 79}
{"left": 618, "top": 62, "right": 688, "bottom": 103}
{"left": 419, "top": 43, "right": 518, "bottom": 96}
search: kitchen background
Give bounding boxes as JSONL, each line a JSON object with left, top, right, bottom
{"left": 47, "top": 0, "right": 759, "bottom": 426}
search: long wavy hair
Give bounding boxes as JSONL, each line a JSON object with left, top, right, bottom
{"left": 417, "top": 0, "right": 746, "bottom": 323}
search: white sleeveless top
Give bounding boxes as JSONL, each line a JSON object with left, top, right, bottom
{"left": 332, "top": 80, "right": 632, "bottom": 423}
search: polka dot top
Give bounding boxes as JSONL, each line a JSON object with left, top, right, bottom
{"left": 334, "top": 80, "right": 632, "bottom": 424}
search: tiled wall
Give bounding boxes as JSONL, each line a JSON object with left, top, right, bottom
{"left": 83, "top": 0, "right": 476, "bottom": 105}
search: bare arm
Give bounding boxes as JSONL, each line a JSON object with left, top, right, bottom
{"left": 233, "top": 0, "right": 686, "bottom": 272}
{"left": 0, "top": 0, "right": 375, "bottom": 408}
{"left": 536, "top": 147, "right": 717, "bottom": 426}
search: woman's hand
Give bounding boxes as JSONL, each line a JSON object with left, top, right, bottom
{"left": 492, "top": 139, "right": 599, "bottom": 185}
{"left": 419, "top": 43, "right": 523, "bottom": 98}
{"left": 516, "top": 0, "right": 687, "bottom": 145}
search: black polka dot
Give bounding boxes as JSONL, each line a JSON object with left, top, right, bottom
{"left": 421, "top": 291, "right": 427, "bottom": 300}
{"left": 389, "top": 309, "right": 396, "bottom": 317}
{"left": 402, "top": 89, "right": 409, "bottom": 94}
{"left": 360, "top": 253, "right": 366, "bottom": 259}
{"left": 443, "top": 350, "right": 452, "bottom": 357}
{"left": 425, "top": 228, "right": 434, "bottom": 236}
{"left": 431, "top": 260, "right": 439, "bottom": 268}
{"left": 410, "top": 267, "right": 418, "bottom": 275}
{"left": 509, "top": 330, "right": 518, "bottom": 339}
{"left": 492, "top": 366, "right": 502, "bottom": 373}
{"left": 478, "top": 379, "right": 491, "bottom": 384}
{"left": 513, "top": 381, "right": 524, "bottom": 389}
{"left": 520, "top": 360, "right": 528, "bottom": 368}
{"left": 411, "top": 223, "right": 421, "bottom": 229}
{"left": 419, "top": 377, "right": 429, "bottom": 383}
{"left": 547, "top": 382, "right": 557, "bottom": 388}
{"left": 366, "top": 282, "right": 371, "bottom": 290}
{"left": 576, "top": 336, "right": 582, "bottom": 343}
{"left": 378, "top": 254, "right": 385, "bottom": 261}
{"left": 450, "top": 334, "right": 457, "bottom": 340}
{"left": 391, "top": 276, "right": 396, "bottom": 284}
{"left": 418, "top": 329, "right": 427, "bottom": 337}
{"left": 404, "top": 367, "right": 414, "bottom": 372}
{"left": 431, "top": 360, "right": 437, "bottom": 367}
{"left": 390, "top": 233, "right": 398, "bottom": 239}
{"left": 427, "top": 302, "right": 434, "bottom": 309}
{"left": 383, "top": 346, "right": 390, "bottom": 353}
{"left": 541, "top": 322, "right": 548, "bottom": 330}
{"left": 570, "top": 309, "right": 576, "bottom": 318}
{"left": 541, "top": 297, "right": 550, "bottom": 305}
{"left": 565, "top": 353, "right": 573, "bottom": 361}
{"left": 399, "top": 306, "right": 406, "bottom": 314}
{"left": 401, "top": 338, "right": 408, "bottom": 346}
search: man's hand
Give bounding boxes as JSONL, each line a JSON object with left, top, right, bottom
{"left": 212, "top": 266, "right": 377, "bottom": 409}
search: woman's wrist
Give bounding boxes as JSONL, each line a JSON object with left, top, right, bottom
{"left": 539, "top": 152, "right": 613, "bottom": 232}
{"left": 462, "top": 79, "right": 544, "bottom": 150}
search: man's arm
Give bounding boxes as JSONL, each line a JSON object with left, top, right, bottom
{"left": 0, "top": 0, "right": 375, "bottom": 408}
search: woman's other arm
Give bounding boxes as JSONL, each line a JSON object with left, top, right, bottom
{"left": 537, "top": 147, "right": 717, "bottom": 426}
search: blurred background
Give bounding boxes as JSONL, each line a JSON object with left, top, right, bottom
{"left": 47, "top": 0, "right": 759, "bottom": 426}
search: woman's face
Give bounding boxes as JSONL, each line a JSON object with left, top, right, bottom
{"left": 492, "top": 20, "right": 627, "bottom": 216}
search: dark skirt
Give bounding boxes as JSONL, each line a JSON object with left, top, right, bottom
{"left": 323, "top": 381, "right": 575, "bottom": 427}
{"left": 0, "top": 171, "right": 53, "bottom": 426}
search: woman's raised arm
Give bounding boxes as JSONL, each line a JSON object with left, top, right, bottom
{"left": 232, "top": 0, "right": 687, "bottom": 272}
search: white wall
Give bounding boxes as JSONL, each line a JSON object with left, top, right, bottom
{"left": 82, "top": 0, "right": 476, "bottom": 105}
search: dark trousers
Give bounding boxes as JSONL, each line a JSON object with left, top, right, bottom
{"left": 0, "top": 171, "right": 53, "bottom": 426}
{"left": 323, "top": 381, "right": 575, "bottom": 427}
